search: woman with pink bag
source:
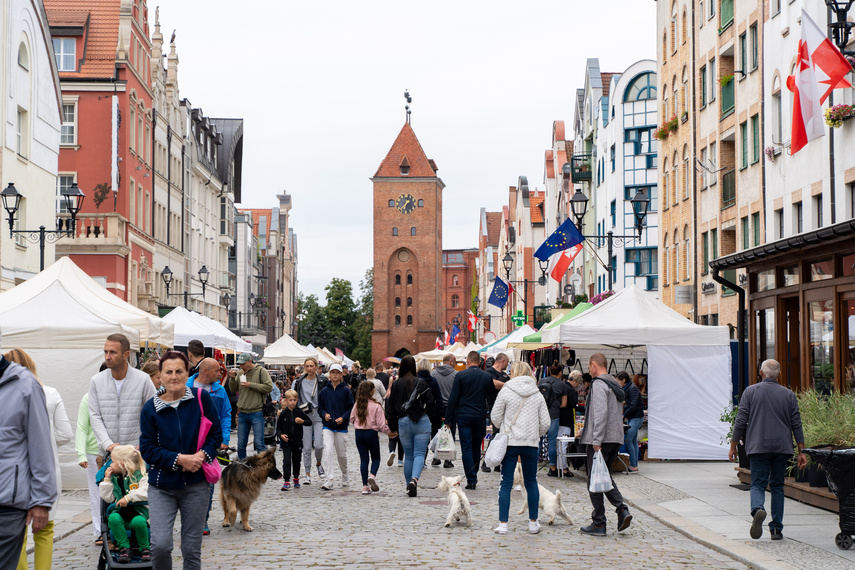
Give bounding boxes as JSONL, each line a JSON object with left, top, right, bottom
{"left": 139, "top": 351, "right": 222, "bottom": 569}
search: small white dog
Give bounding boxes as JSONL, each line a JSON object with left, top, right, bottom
{"left": 437, "top": 474, "right": 474, "bottom": 528}
{"left": 513, "top": 463, "right": 573, "bottom": 525}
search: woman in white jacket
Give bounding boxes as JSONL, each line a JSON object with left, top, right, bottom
{"left": 491, "top": 361, "right": 550, "bottom": 535}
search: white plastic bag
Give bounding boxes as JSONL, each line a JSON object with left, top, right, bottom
{"left": 588, "top": 450, "right": 614, "bottom": 493}
{"left": 483, "top": 433, "right": 508, "bottom": 468}
{"left": 428, "top": 431, "right": 440, "bottom": 453}
{"left": 435, "top": 425, "right": 456, "bottom": 460}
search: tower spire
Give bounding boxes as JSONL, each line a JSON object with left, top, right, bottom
{"left": 404, "top": 90, "right": 412, "bottom": 124}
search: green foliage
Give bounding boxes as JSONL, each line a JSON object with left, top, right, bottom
{"left": 92, "top": 183, "right": 111, "bottom": 212}
{"left": 570, "top": 294, "right": 588, "bottom": 309}
{"left": 350, "top": 268, "right": 374, "bottom": 366}
{"left": 720, "top": 404, "right": 738, "bottom": 444}
{"left": 797, "top": 389, "right": 855, "bottom": 449}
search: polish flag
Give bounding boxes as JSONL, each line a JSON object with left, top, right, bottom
{"left": 549, "top": 243, "right": 583, "bottom": 282}
{"left": 443, "top": 329, "right": 450, "bottom": 346}
{"left": 435, "top": 336, "right": 442, "bottom": 349}
{"left": 467, "top": 311, "right": 477, "bottom": 332}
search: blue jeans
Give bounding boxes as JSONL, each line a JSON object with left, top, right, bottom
{"left": 547, "top": 418, "right": 560, "bottom": 467}
{"left": 624, "top": 417, "right": 643, "bottom": 468}
{"left": 749, "top": 453, "right": 788, "bottom": 532}
{"left": 499, "top": 446, "right": 540, "bottom": 522}
{"left": 457, "top": 416, "right": 486, "bottom": 486}
{"left": 398, "top": 415, "right": 431, "bottom": 483}
{"left": 148, "top": 481, "right": 209, "bottom": 569}
{"left": 237, "top": 410, "right": 265, "bottom": 460}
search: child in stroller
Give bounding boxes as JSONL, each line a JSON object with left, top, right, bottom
{"left": 98, "top": 445, "right": 150, "bottom": 564}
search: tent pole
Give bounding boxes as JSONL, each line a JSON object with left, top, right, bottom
{"left": 712, "top": 268, "right": 746, "bottom": 398}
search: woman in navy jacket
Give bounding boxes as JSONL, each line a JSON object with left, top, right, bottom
{"left": 617, "top": 371, "right": 643, "bottom": 472}
{"left": 140, "top": 351, "right": 222, "bottom": 569}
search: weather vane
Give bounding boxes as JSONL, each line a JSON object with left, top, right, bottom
{"left": 404, "top": 90, "right": 412, "bottom": 124}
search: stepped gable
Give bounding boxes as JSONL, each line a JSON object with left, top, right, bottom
{"left": 374, "top": 122, "right": 437, "bottom": 178}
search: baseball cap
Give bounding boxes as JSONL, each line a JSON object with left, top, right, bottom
{"left": 329, "top": 363, "right": 343, "bottom": 373}
{"left": 236, "top": 352, "right": 253, "bottom": 364}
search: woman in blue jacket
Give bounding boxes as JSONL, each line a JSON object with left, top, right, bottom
{"left": 140, "top": 351, "right": 222, "bottom": 569}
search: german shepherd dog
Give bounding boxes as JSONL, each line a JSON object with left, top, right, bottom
{"left": 220, "top": 448, "right": 282, "bottom": 531}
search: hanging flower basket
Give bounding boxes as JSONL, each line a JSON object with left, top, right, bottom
{"left": 590, "top": 290, "right": 615, "bottom": 305}
{"left": 666, "top": 115, "right": 679, "bottom": 132}
{"left": 764, "top": 146, "right": 778, "bottom": 163}
{"left": 825, "top": 104, "right": 855, "bottom": 128}
{"left": 719, "top": 74, "right": 735, "bottom": 87}
{"left": 654, "top": 126, "right": 669, "bottom": 140}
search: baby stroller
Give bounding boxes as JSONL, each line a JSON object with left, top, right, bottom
{"left": 95, "top": 456, "right": 152, "bottom": 570}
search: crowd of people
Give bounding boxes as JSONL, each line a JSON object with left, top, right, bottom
{"left": 0, "top": 335, "right": 648, "bottom": 569}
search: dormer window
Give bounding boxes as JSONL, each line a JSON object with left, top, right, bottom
{"left": 400, "top": 156, "right": 410, "bottom": 176}
{"left": 52, "top": 38, "right": 76, "bottom": 71}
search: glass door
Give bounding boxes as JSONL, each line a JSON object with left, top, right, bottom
{"left": 844, "top": 299, "right": 855, "bottom": 394}
{"left": 808, "top": 298, "right": 834, "bottom": 393}
{"left": 781, "top": 296, "right": 800, "bottom": 390}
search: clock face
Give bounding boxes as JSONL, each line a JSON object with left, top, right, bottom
{"left": 396, "top": 193, "right": 416, "bottom": 214}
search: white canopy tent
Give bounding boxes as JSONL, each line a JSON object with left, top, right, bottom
{"left": 263, "top": 334, "right": 320, "bottom": 365}
{"left": 542, "top": 284, "right": 731, "bottom": 460}
{"left": 450, "top": 341, "right": 483, "bottom": 359}
{"left": 415, "top": 349, "right": 454, "bottom": 362}
{"left": 162, "top": 307, "right": 250, "bottom": 353}
{"left": 481, "top": 325, "right": 536, "bottom": 355}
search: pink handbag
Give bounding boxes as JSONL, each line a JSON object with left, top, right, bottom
{"left": 196, "top": 391, "right": 222, "bottom": 484}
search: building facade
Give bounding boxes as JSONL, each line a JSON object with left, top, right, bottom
{"left": 474, "top": 207, "right": 502, "bottom": 343}
{"left": 441, "top": 248, "right": 477, "bottom": 344}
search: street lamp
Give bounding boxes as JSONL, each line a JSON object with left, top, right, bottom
{"left": 826, "top": 1, "right": 855, "bottom": 55}
{"left": 1, "top": 182, "right": 85, "bottom": 270}
{"left": 296, "top": 312, "right": 306, "bottom": 342}
{"left": 568, "top": 187, "right": 651, "bottom": 291}
{"left": 162, "top": 265, "right": 210, "bottom": 309}
{"left": 501, "top": 252, "right": 550, "bottom": 327}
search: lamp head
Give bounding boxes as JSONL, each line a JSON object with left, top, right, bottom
{"left": 198, "top": 265, "right": 209, "bottom": 286}
{"left": 570, "top": 189, "right": 589, "bottom": 227}
{"left": 502, "top": 253, "right": 514, "bottom": 276}
{"left": 161, "top": 266, "right": 173, "bottom": 287}
{"left": 1, "top": 183, "right": 22, "bottom": 220}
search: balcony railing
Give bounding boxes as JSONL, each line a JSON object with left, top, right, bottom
{"left": 721, "top": 80, "right": 735, "bottom": 118}
{"left": 219, "top": 270, "right": 236, "bottom": 290}
{"left": 571, "top": 154, "right": 592, "bottom": 183}
{"left": 721, "top": 169, "right": 736, "bottom": 209}
{"left": 720, "top": 0, "right": 734, "bottom": 33}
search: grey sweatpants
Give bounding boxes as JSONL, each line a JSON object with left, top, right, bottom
{"left": 301, "top": 411, "right": 324, "bottom": 473}
{"left": 148, "top": 481, "right": 209, "bottom": 569}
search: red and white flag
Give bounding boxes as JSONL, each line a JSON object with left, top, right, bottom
{"left": 467, "top": 311, "right": 478, "bottom": 332}
{"left": 435, "top": 336, "right": 442, "bottom": 349}
{"left": 443, "top": 329, "right": 450, "bottom": 346}
{"left": 549, "top": 243, "right": 583, "bottom": 282}
{"left": 787, "top": 10, "right": 853, "bottom": 154}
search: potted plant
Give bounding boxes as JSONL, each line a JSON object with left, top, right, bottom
{"left": 681, "top": 110, "right": 689, "bottom": 123}
{"left": 654, "top": 126, "right": 669, "bottom": 141}
{"left": 764, "top": 146, "right": 778, "bottom": 163}
{"left": 798, "top": 389, "right": 855, "bottom": 487}
{"left": 720, "top": 402, "right": 749, "bottom": 468}
{"left": 824, "top": 104, "right": 855, "bottom": 128}
{"left": 666, "top": 114, "right": 679, "bottom": 132}
{"left": 719, "top": 74, "right": 735, "bottom": 87}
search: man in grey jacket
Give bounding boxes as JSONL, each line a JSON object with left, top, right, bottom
{"left": 89, "top": 334, "right": 156, "bottom": 455}
{"left": 579, "top": 352, "right": 631, "bottom": 536}
{"left": 0, "top": 353, "right": 57, "bottom": 562}
{"left": 730, "top": 359, "right": 806, "bottom": 541}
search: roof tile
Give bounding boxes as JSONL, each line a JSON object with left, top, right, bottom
{"left": 45, "top": 0, "right": 120, "bottom": 79}
{"left": 375, "top": 123, "right": 437, "bottom": 178}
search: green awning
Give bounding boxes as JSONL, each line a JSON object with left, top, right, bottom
{"left": 521, "top": 303, "right": 593, "bottom": 343}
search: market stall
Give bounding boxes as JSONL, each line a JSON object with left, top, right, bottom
{"left": 263, "top": 334, "right": 321, "bottom": 365}
{"left": 163, "top": 306, "right": 250, "bottom": 353}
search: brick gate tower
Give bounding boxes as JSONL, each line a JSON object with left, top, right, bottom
{"left": 371, "top": 122, "right": 444, "bottom": 365}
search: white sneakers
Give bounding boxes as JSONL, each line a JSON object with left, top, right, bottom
{"left": 367, "top": 476, "right": 380, "bottom": 492}
{"left": 528, "top": 520, "right": 542, "bottom": 534}
{"left": 320, "top": 481, "right": 333, "bottom": 490}
{"left": 493, "top": 522, "right": 508, "bottom": 534}
{"left": 387, "top": 452, "right": 396, "bottom": 466}
{"left": 303, "top": 475, "right": 311, "bottom": 485}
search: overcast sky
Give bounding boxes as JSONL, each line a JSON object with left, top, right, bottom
{"left": 157, "top": 0, "right": 656, "bottom": 300}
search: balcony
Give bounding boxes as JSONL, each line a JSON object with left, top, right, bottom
{"left": 571, "top": 154, "right": 592, "bottom": 183}
{"left": 54, "top": 213, "right": 130, "bottom": 257}
{"left": 721, "top": 169, "right": 736, "bottom": 209}
{"left": 219, "top": 270, "right": 236, "bottom": 290}
{"left": 721, "top": 79, "right": 735, "bottom": 118}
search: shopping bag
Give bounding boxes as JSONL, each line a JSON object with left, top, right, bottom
{"left": 588, "top": 449, "right": 613, "bottom": 493}
{"left": 483, "top": 433, "right": 508, "bottom": 468}
{"left": 435, "top": 425, "right": 456, "bottom": 460}
{"left": 428, "top": 431, "right": 440, "bottom": 453}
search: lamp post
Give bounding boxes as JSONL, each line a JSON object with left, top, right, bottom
{"left": 162, "top": 265, "right": 210, "bottom": 309}
{"left": 1, "top": 182, "right": 85, "bottom": 271}
{"left": 296, "top": 312, "right": 306, "bottom": 343}
{"left": 569, "top": 186, "right": 650, "bottom": 292}
{"left": 826, "top": 1, "right": 855, "bottom": 56}
{"left": 502, "top": 253, "right": 550, "bottom": 328}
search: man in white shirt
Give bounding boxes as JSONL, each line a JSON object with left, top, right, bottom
{"left": 88, "top": 334, "right": 156, "bottom": 455}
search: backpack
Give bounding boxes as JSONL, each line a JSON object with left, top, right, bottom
{"left": 402, "top": 378, "right": 435, "bottom": 421}
{"left": 539, "top": 379, "right": 557, "bottom": 408}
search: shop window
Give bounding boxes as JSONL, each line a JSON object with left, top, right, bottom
{"left": 809, "top": 300, "right": 834, "bottom": 392}
{"left": 755, "top": 308, "right": 776, "bottom": 374}
{"left": 842, "top": 253, "right": 855, "bottom": 277}
{"left": 781, "top": 264, "right": 799, "bottom": 287}
{"left": 810, "top": 258, "right": 834, "bottom": 281}
{"left": 844, "top": 300, "right": 855, "bottom": 394}
{"left": 757, "top": 269, "right": 776, "bottom": 292}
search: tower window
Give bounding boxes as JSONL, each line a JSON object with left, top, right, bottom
{"left": 395, "top": 274, "right": 401, "bottom": 285}
{"left": 418, "top": 199, "right": 424, "bottom": 207}
{"left": 395, "top": 297, "right": 401, "bottom": 307}
{"left": 411, "top": 227, "right": 416, "bottom": 236}
{"left": 452, "top": 274, "right": 459, "bottom": 286}
{"left": 406, "top": 315, "right": 413, "bottom": 325}
{"left": 392, "top": 227, "right": 398, "bottom": 236}
{"left": 388, "top": 199, "right": 394, "bottom": 207}
{"left": 451, "top": 294, "right": 460, "bottom": 308}
{"left": 407, "top": 297, "right": 412, "bottom": 306}
{"left": 395, "top": 315, "right": 401, "bottom": 326}
{"left": 407, "top": 274, "right": 413, "bottom": 285}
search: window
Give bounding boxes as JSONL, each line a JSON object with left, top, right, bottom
{"left": 57, "top": 174, "right": 75, "bottom": 214}
{"left": 395, "top": 274, "right": 401, "bottom": 285}
{"left": 662, "top": 165, "right": 669, "bottom": 210}
{"left": 683, "top": 226, "right": 691, "bottom": 280}
{"left": 663, "top": 235, "right": 669, "bottom": 284}
{"left": 699, "top": 1, "right": 704, "bottom": 26}
{"left": 742, "top": 216, "right": 749, "bottom": 249}
{"left": 710, "top": 0, "right": 715, "bottom": 17}
{"left": 407, "top": 297, "right": 412, "bottom": 307}
{"left": 410, "top": 227, "right": 416, "bottom": 236}
{"left": 775, "top": 208, "right": 784, "bottom": 239}
{"left": 711, "top": 228, "right": 718, "bottom": 263}
{"left": 709, "top": 142, "right": 717, "bottom": 184}
{"left": 682, "top": 67, "right": 688, "bottom": 114}
{"left": 395, "top": 315, "right": 401, "bottom": 326}
{"left": 418, "top": 199, "right": 424, "bottom": 207}
{"left": 407, "top": 274, "right": 413, "bottom": 285}
{"left": 683, "top": 149, "right": 690, "bottom": 200}
{"left": 740, "top": 121, "right": 748, "bottom": 169}
{"left": 702, "top": 231, "right": 709, "bottom": 274}
{"left": 395, "top": 297, "right": 401, "bottom": 307}
{"left": 751, "top": 115, "right": 760, "bottom": 163}
{"left": 700, "top": 66, "right": 707, "bottom": 107}
{"left": 750, "top": 24, "right": 758, "bottom": 70}
{"left": 17, "top": 42, "right": 29, "bottom": 69}
{"left": 452, "top": 274, "right": 459, "bottom": 286}
{"left": 672, "top": 157, "right": 679, "bottom": 205}
{"left": 16, "top": 108, "right": 27, "bottom": 157}
{"left": 772, "top": 90, "right": 782, "bottom": 143}
{"left": 52, "top": 38, "right": 75, "bottom": 71}
{"left": 610, "top": 200, "right": 616, "bottom": 226}
{"left": 388, "top": 200, "right": 394, "bottom": 207}
{"left": 850, "top": 183, "right": 855, "bottom": 218}
{"left": 752, "top": 212, "right": 760, "bottom": 246}
{"left": 773, "top": 0, "right": 781, "bottom": 15}
{"left": 700, "top": 148, "right": 708, "bottom": 189}
{"left": 610, "top": 145, "right": 615, "bottom": 171}
{"left": 61, "top": 102, "right": 76, "bottom": 145}
{"left": 794, "top": 202, "right": 803, "bottom": 233}
{"left": 815, "top": 195, "right": 823, "bottom": 228}
{"left": 406, "top": 315, "right": 413, "bottom": 325}
{"left": 623, "top": 72, "right": 657, "bottom": 102}
{"left": 451, "top": 294, "right": 460, "bottom": 308}
{"left": 709, "top": 59, "right": 716, "bottom": 101}
{"left": 674, "top": 238, "right": 680, "bottom": 284}
{"left": 739, "top": 33, "right": 747, "bottom": 77}
{"left": 392, "top": 227, "right": 398, "bottom": 236}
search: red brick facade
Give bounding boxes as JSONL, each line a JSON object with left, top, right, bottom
{"left": 441, "top": 249, "right": 478, "bottom": 344}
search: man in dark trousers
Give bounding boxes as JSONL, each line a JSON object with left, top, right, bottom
{"left": 730, "top": 359, "right": 806, "bottom": 541}
{"left": 482, "top": 353, "right": 509, "bottom": 473}
{"left": 579, "top": 352, "right": 632, "bottom": 536}
{"left": 445, "top": 351, "right": 503, "bottom": 490}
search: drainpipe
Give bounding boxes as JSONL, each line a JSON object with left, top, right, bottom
{"left": 690, "top": 0, "right": 699, "bottom": 323}
{"left": 712, "top": 268, "right": 745, "bottom": 397}
{"left": 166, "top": 125, "right": 172, "bottom": 248}
{"left": 151, "top": 111, "right": 157, "bottom": 239}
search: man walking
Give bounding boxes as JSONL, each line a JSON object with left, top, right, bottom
{"left": 539, "top": 362, "right": 570, "bottom": 477}
{"left": 0, "top": 350, "right": 57, "bottom": 564}
{"left": 318, "top": 364, "right": 354, "bottom": 490}
{"left": 446, "top": 351, "right": 503, "bottom": 490}
{"left": 579, "top": 353, "right": 632, "bottom": 536}
{"left": 730, "top": 359, "right": 806, "bottom": 541}
{"left": 228, "top": 352, "right": 273, "bottom": 459}
{"left": 187, "top": 339, "right": 205, "bottom": 378}
{"left": 431, "top": 354, "right": 458, "bottom": 468}
{"left": 89, "top": 334, "right": 156, "bottom": 455}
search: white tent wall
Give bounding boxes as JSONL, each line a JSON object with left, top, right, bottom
{"left": 26, "top": 348, "right": 105, "bottom": 489}
{"left": 647, "top": 345, "right": 732, "bottom": 460}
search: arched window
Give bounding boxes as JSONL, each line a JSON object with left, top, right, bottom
{"left": 662, "top": 89, "right": 668, "bottom": 121}
{"left": 451, "top": 294, "right": 460, "bottom": 308}
{"left": 452, "top": 274, "right": 459, "bottom": 286}
{"left": 683, "top": 145, "right": 690, "bottom": 200}
{"left": 672, "top": 77, "right": 678, "bottom": 119}
{"left": 395, "top": 274, "right": 401, "bottom": 285}
{"left": 624, "top": 72, "right": 657, "bottom": 102}
{"left": 663, "top": 235, "right": 670, "bottom": 284}
{"left": 673, "top": 230, "right": 680, "bottom": 284}
{"left": 682, "top": 9, "right": 688, "bottom": 44}
{"left": 418, "top": 199, "right": 424, "bottom": 207}
{"left": 388, "top": 199, "right": 394, "bottom": 207}
{"left": 662, "top": 159, "right": 669, "bottom": 209}
{"left": 17, "top": 42, "right": 29, "bottom": 69}
{"left": 662, "top": 31, "right": 667, "bottom": 61}
{"left": 407, "top": 274, "right": 413, "bottom": 285}
{"left": 411, "top": 227, "right": 416, "bottom": 236}
{"left": 407, "top": 297, "right": 412, "bottom": 307}
{"left": 407, "top": 315, "right": 413, "bottom": 325}
{"left": 683, "top": 225, "right": 691, "bottom": 281}
{"left": 395, "top": 297, "right": 401, "bottom": 307}
{"left": 671, "top": 13, "right": 677, "bottom": 53}
{"left": 395, "top": 315, "right": 401, "bottom": 326}
{"left": 672, "top": 153, "right": 679, "bottom": 205}
{"left": 681, "top": 66, "right": 688, "bottom": 113}
{"left": 392, "top": 227, "right": 398, "bottom": 236}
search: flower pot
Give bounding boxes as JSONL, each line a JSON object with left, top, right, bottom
{"left": 808, "top": 461, "right": 828, "bottom": 488}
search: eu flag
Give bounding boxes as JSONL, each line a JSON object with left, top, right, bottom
{"left": 488, "top": 277, "right": 511, "bottom": 309}
{"left": 534, "top": 217, "right": 585, "bottom": 261}
{"left": 450, "top": 324, "right": 460, "bottom": 344}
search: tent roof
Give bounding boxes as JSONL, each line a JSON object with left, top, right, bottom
{"left": 162, "top": 307, "right": 250, "bottom": 353}
{"left": 520, "top": 303, "right": 593, "bottom": 344}
{"left": 480, "top": 325, "right": 537, "bottom": 353}
{"left": 263, "top": 334, "right": 319, "bottom": 365}
{"left": 0, "top": 257, "right": 173, "bottom": 346}
{"left": 544, "top": 284, "right": 729, "bottom": 347}
{"left": 415, "top": 349, "right": 454, "bottom": 362}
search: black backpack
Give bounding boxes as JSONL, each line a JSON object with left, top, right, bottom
{"left": 539, "top": 379, "right": 557, "bottom": 408}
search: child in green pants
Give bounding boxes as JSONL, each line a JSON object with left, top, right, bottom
{"left": 99, "top": 445, "right": 150, "bottom": 563}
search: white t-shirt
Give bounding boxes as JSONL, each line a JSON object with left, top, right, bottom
{"left": 114, "top": 378, "right": 124, "bottom": 398}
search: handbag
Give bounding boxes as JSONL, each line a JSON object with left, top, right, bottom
{"left": 196, "top": 391, "right": 222, "bottom": 484}
{"left": 588, "top": 449, "right": 614, "bottom": 493}
{"left": 484, "top": 395, "right": 531, "bottom": 468}
{"left": 402, "top": 378, "right": 434, "bottom": 421}
{"left": 298, "top": 377, "right": 317, "bottom": 415}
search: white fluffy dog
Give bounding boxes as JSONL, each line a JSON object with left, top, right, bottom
{"left": 513, "top": 463, "right": 573, "bottom": 525}
{"left": 436, "top": 475, "right": 474, "bottom": 528}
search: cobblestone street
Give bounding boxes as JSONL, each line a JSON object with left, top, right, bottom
{"left": 45, "top": 434, "right": 746, "bottom": 569}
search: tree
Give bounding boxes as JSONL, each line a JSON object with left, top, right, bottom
{"left": 297, "top": 293, "right": 328, "bottom": 347}
{"left": 350, "top": 268, "right": 373, "bottom": 366}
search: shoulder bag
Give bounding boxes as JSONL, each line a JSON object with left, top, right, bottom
{"left": 196, "top": 391, "right": 222, "bottom": 484}
{"left": 298, "top": 377, "right": 318, "bottom": 415}
{"left": 484, "top": 395, "right": 531, "bottom": 468}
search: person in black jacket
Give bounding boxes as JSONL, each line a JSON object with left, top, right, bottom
{"left": 276, "top": 389, "right": 313, "bottom": 490}
{"left": 416, "top": 359, "right": 443, "bottom": 466}
{"left": 558, "top": 369, "right": 584, "bottom": 476}
{"left": 446, "top": 351, "right": 503, "bottom": 490}
{"left": 617, "top": 371, "right": 643, "bottom": 472}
